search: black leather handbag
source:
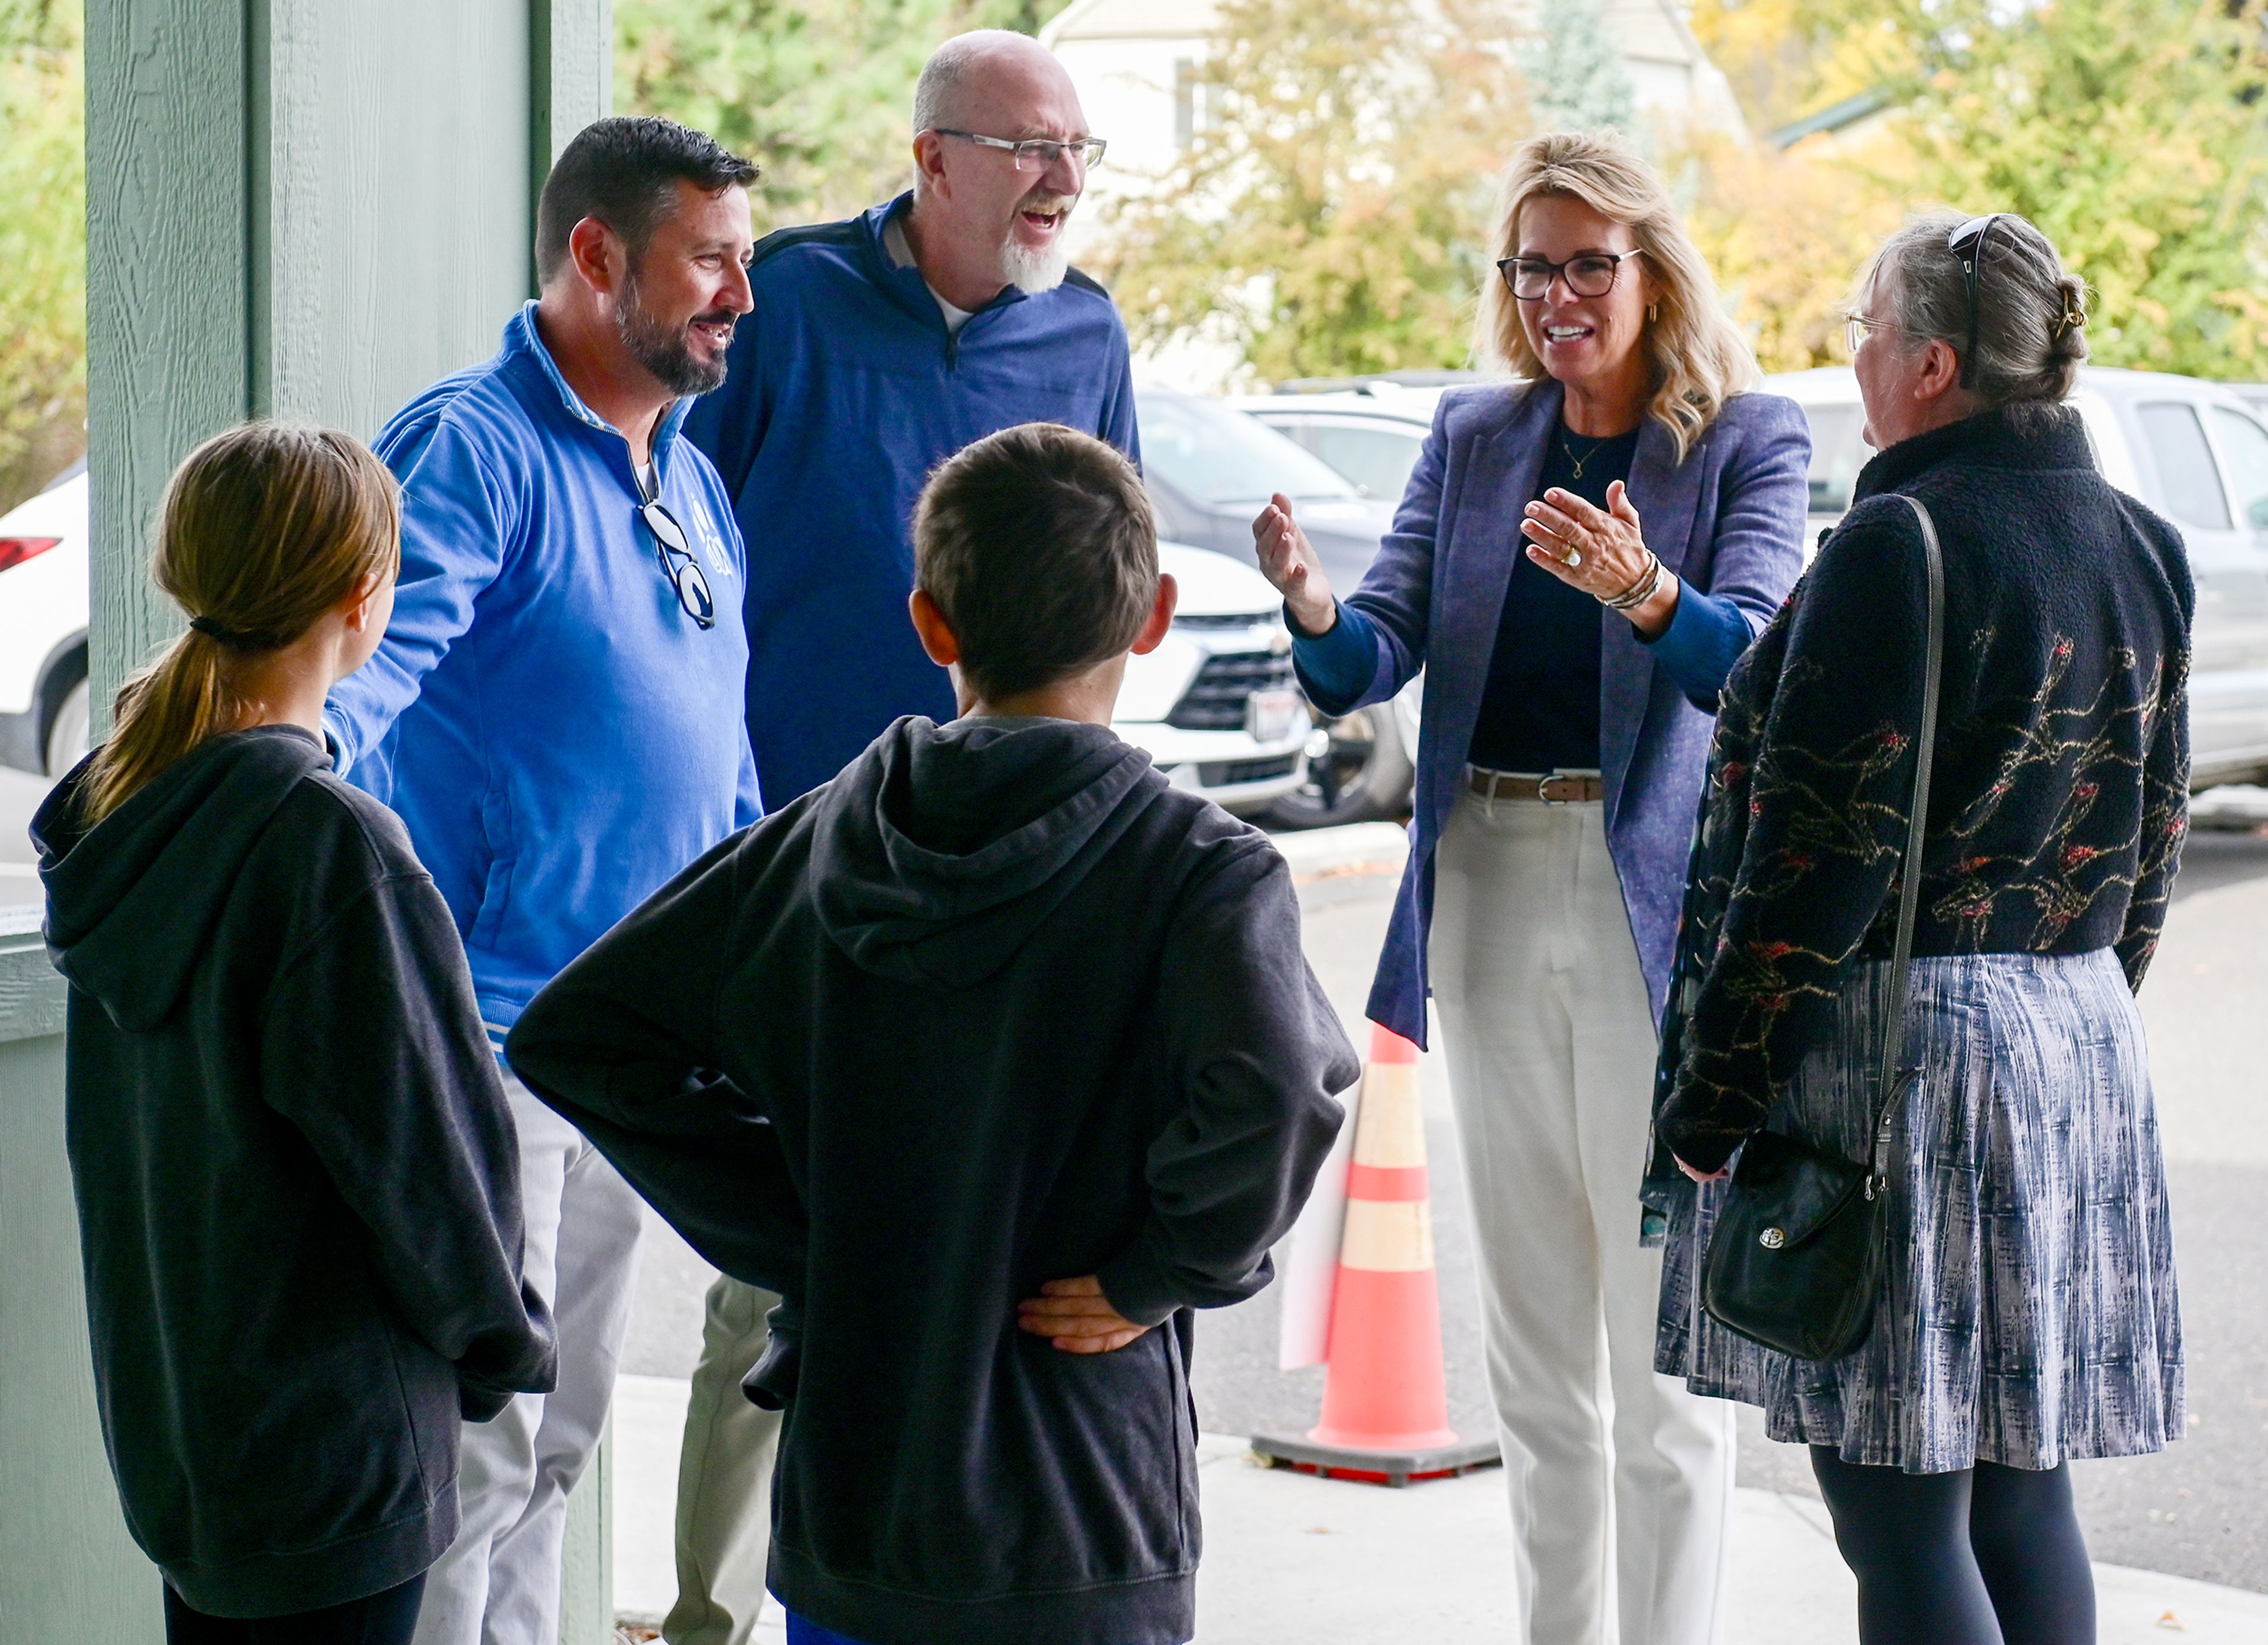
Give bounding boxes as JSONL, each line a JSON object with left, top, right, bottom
{"left": 1700, "top": 494, "right": 1945, "bottom": 1363}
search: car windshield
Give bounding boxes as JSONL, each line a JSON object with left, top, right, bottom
{"left": 1299, "top": 420, "right": 1425, "bottom": 501}
{"left": 1803, "top": 403, "right": 1865, "bottom": 514}
{"left": 1138, "top": 391, "right": 1358, "bottom": 505}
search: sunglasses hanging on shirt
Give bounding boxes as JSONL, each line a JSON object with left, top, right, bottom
{"left": 638, "top": 495, "right": 716, "bottom": 630}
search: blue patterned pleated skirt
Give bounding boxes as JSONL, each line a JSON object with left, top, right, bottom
{"left": 1655, "top": 948, "right": 2185, "bottom": 1474}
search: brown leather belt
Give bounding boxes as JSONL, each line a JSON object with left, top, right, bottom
{"left": 1466, "top": 767, "right": 1605, "bottom": 804}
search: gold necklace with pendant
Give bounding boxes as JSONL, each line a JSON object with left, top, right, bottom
{"left": 1559, "top": 428, "right": 1612, "bottom": 481}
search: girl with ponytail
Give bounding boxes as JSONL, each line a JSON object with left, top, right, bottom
{"left": 33, "top": 423, "right": 556, "bottom": 1643}
{"left": 77, "top": 422, "right": 400, "bottom": 822}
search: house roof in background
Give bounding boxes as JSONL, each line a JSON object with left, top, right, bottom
{"left": 1767, "top": 86, "right": 1894, "bottom": 149}
{"left": 1041, "top": 0, "right": 1228, "bottom": 45}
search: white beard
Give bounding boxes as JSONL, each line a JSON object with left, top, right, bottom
{"left": 1001, "top": 232, "right": 1070, "bottom": 295}
{"left": 1001, "top": 194, "right": 1077, "bottom": 294}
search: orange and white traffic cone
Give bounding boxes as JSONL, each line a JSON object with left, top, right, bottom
{"left": 1254, "top": 1024, "right": 1498, "bottom": 1487}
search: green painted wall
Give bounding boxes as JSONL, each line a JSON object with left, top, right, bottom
{"left": 0, "top": 911, "right": 153, "bottom": 1637}
{"left": 40, "top": 2, "right": 615, "bottom": 1636}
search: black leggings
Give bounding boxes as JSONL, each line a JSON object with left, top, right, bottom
{"left": 1811, "top": 1448, "right": 2096, "bottom": 1644}
{"left": 162, "top": 1572, "right": 425, "bottom": 1645}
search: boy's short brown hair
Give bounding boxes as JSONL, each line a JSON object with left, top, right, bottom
{"left": 914, "top": 423, "right": 1159, "bottom": 701}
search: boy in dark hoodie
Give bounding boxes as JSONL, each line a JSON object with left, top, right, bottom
{"left": 34, "top": 423, "right": 556, "bottom": 1641}
{"left": 506, "top": 422, "right": 1358, "bottom": 1645}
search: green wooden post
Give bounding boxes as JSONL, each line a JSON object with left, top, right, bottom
{"left": 48, "top": 2, "right": 616, "bottom": 1637}
{"left": 533, "top": 9, "right": 617, "bottom": 1633}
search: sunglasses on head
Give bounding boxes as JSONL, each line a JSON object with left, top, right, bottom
{"left": 1946, "top": 214, "right": 2008, "bottom": 391}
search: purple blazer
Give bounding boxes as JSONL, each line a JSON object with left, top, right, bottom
{"left": 1304, "top": 379, "right": 1809, "bottom": 1047}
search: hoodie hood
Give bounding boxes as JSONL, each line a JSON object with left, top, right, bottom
{"left": 810, "top": 716, "right": 1166, "bottom": 988}
{"left": 34, "top": 726, "right": 332, "bottom": 1032}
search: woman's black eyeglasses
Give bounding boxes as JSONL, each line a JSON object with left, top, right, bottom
{"left": 1947, "top": 214, "right": 2007, "bottom": 391}
{"left": 640, "top": 498, "right": 715, "bottom": 630}
{"left": 1497, "top": 249, "right": 1645, "bottom": 301}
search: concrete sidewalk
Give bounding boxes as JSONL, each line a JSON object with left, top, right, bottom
{"left": 609, "top": 1374, "right": 2268, "bottom": 1643}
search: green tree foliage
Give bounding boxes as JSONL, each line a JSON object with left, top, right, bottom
{"left": 1524, "top": 0, "right": 1635, "bottom": 133}
{"left": 1094, "top": 0, "right": 1531, "bottom": 384}
{"left": 0, "top": 0, "right": 85, "bottom": 511}
{"left": 1675, "top": 130, "right": 1904, "bottom": 372}
{"left": 1687, "top": 0, "right": 1899, "bottom": 132}
{"left": 615, "top": 0, "right": 1073, "bottom": 230}
{"left": 1891, "top": 0, "right": 2268, "bottom": 376}
{"left": 1688, "top": 0, "right": 2268, "bottom": 378}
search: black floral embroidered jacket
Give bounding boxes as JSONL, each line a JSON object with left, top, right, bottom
{"left": 1651, "top": 406, "right": 2192, "bottom": 1177}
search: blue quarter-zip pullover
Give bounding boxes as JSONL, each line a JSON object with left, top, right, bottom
{"left": 683, "top": 191, "right": 1140, "bottom": 804}
{"left": 325, "top": 302, "right": 762, "bottom": 1039}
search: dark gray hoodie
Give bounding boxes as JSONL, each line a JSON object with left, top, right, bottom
{"left": 509, "top": 715, "right": 1356, "bottom": 1645}
{"left": 34, "top": 725, "right": 556, "bottom": 1618}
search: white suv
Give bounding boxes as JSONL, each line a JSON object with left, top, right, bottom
{"left": 1126, "top": 544, "right": 1312, "bottom": 815}
{"left": 1769, "top": 364, "right": 2268, "bottom": 788}
{"left": 0, "top": 461, "right": 88, "bottom": 778}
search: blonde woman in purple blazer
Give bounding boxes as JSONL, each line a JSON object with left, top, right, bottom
{"left": 1254, "top": 130, "right": 1809, "bottom": 1645}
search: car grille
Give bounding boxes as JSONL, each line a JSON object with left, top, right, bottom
{"left": 1166, "top": 651, "right": 1298, "bottom": 730}
{"left": 1199, "top": 755, "right": 1300, "bottom": 786}
{"left": 1171, "top": 611, "right": 1275, "bottom": 630}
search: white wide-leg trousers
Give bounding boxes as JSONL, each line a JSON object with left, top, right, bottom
{"left": 1429, "top": 790, "right": 1733, "bottom": 1645}
{"left": 413, "top": 1075, "right": 645, "bottom": 1645}
{"left": 662, "top": 1274, "right": 783, "bottom": 1645}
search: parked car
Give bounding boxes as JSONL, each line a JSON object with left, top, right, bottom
{"left": 1135, "top": 384, "right": 1397, "bottom": 594}
{"left": 1122, "top": 543, "right": 1313, "bottom": 815}
{"left": 0, "top": 459, "right": 89, "bottom": 778}
{"left": 1136, "top": 384, "right": 1419, "bottom": 826}
{"left": 1231, "top": 379, "right": 1447, "bottom": 510}
{"left": 1231, "top": 385, "right": 1449, "bottom": 821}
{"left": 0, "top": 471, "right": 1313, "bottom": 818}
{"left": 1768, "top": 364, "right": 2268, "bottom": 788}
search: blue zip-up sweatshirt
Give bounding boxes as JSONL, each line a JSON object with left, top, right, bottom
{"left": 325, "top": 303, "right": 762, "bottom": 1039}
{"left": 683, "top": 192, "right": 1140, "bottom": 805}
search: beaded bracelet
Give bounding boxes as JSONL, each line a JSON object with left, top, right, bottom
{"left": 1601, "top": 551, "right": 1664, "bottom": 611}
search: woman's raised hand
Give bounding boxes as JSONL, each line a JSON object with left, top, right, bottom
{"left": 1521, "top": 480, "right": 1679, "bottom": 639}
{"left": 1522, "top": 480, "right": 1647, "bottom": 589}
{"left": 1253, "top": 492, "right": 1338, "bottom": 637}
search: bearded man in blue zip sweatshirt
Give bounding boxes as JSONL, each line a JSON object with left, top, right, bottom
{"left": 323, "top": 117, "right": 763, "bottom": 1645}
{"left": 667, "top": 31, "right": 1138, "bottom": 1645}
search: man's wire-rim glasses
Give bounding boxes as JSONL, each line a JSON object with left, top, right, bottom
{"left": 1497, "top": 249, "right": 1645, "bottom": 301}
{"left": 640, "top": 498, "right": 715, "bottom": 630}
{"left": 932, "top": 129, "right": 1107, "bottom": 172}
{"left": 1947, "top": 213, "right": 2008, "bottom": 391}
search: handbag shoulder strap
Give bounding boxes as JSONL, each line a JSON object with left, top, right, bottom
{"left": 1869, "top": 494, "right": 1947, "bottom": 1186}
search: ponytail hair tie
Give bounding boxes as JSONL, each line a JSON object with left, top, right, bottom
{"left": 188, "top": 614, "right": 273, "bottom": 651}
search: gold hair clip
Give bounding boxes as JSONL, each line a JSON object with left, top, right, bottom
{"left": 2051, "top": 308, "right": 2086, "bottom": 340}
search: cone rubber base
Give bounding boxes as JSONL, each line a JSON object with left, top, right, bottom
{"left": 1249, "top": 1429, "right": 1501, "bottom": 1489}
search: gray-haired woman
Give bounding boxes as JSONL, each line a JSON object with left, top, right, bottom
{"left": 1649, "top": 213, "right": 2189, "bottom": 1644}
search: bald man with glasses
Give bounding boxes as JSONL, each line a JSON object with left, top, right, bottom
{"left": 670, "top": 28, "right": 1138, "bottom": 1645}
